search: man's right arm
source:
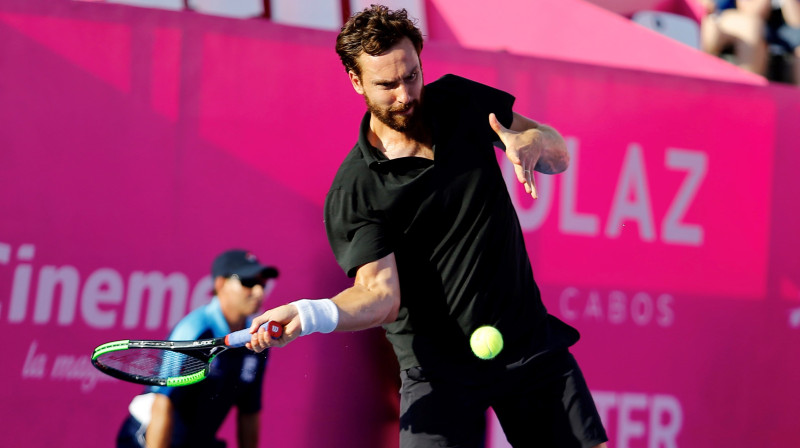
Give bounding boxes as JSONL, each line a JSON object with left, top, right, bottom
{"left": 145, "top": 393, "right": 174, "bottom": 448}
{"left": 247, "top": 253, "right": 401, "bottom": 351}
{"left": 332, "top": 252, "right": 402, "bottom": 330}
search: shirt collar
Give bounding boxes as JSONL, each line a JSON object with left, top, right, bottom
{"left": 356, "top": 111, "right": 390, "bottom": 169}
{"left": 206, "top": 296, "right": 231, "bottom": 337}
{"left": 356, "top": 110, "right": 439, "bottom": 170}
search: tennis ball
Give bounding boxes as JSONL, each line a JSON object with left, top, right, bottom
{"left": 470, "top": 326, "right": 503, "bottom": 360}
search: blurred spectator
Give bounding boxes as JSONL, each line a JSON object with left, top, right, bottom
{"left": 116, "top": 249, "right": 278, "bottom": 448}
{"left": 699, "top": 0, "right": 769, "bottom": 75}
{"left": 765, "top": 0, "right": 800, "bottom": 85}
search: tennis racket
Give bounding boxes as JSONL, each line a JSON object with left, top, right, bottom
{"left": 91, "top": 321, "right": 283, "bottom": 387}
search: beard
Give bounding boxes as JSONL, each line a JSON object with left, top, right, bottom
{"left": 365, "top": 89, "right": 425, "bottom": 139}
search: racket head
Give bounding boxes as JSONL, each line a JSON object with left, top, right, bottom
{"left": 91, "top": 339, "right": 223, "bottom": 387}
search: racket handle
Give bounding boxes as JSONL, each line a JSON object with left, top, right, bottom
{"left": 226, "top": 321, "right": 284, "bottom": 347}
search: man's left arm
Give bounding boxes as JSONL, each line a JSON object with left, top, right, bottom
{"left": 237, "top": 411, "right": 259, "bottom": 448}
{"left": 490, "top": 111, "right": 570, "bottom": 198}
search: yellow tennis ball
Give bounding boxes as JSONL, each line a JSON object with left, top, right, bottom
{"left": 470, "top": 326, "right": 503, "bottom": 360}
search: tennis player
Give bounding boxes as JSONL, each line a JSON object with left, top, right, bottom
{"left": 117, "top": 249, "right": 278, "bottom": 448}
{"left": 249, "top": 6, "right": 608, "bottom": 447}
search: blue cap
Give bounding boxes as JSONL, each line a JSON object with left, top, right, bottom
{"left": 211, "top": 249, "right": 279, "bottom": 280}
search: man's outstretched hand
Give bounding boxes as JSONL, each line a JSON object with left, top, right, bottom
{"left": 489, "top": 113, "right": 540, "bottom": 199}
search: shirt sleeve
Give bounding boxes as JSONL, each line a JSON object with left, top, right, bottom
{"left": 325, "top": 186, "right": 394, "bottom": 278}
{"left": 432, "top": 74, "right": 516, "bottom": 144}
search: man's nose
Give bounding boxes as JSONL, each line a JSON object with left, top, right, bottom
{"left": 395, "top": 84, "right": 410, "bottom": 104}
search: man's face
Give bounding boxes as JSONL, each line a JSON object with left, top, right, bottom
{"left": 217, "top": 275, "right": 269, "bottom": 318}
{"left": 349, "top": 37, "right": 424, "bottom": 134}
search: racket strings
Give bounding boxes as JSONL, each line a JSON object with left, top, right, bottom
{"left": 96, "top": 348, "right": 208, "bottom": 381}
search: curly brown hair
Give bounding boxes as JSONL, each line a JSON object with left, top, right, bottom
{"left": 335, "top": 5, "right": 424, "bottom": 76}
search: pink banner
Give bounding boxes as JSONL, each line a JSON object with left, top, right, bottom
{"left": 1, "top": 1, "right": 799, "bottom": 447}
{"left": 426, "top": 0, "right": 766, "bottom": 85}
{"left": 508, "top": 61, "right": 774, "bottom": 300}
{"left": 478, "top": 54, "right": 796, "bottom": 447}
{"left": 0, "top": 2, "right": 396, "bottom": 447}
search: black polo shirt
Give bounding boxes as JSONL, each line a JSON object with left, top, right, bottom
{"left": 324, "top": 74, "right": 578, "bottom": 380}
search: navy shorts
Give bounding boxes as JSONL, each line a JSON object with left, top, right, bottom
{"left": 399, "top": 350, "right": 608, "bottom": 448}
{"left": 116, "top": 415, "right": 147, "bottom": 448}
{"left": 116, "top": 415, "right": 227, "bottom": 448}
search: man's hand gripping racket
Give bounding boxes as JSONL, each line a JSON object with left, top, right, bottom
{"left": 246, "top": 303, "right": 304, "bottom": 353}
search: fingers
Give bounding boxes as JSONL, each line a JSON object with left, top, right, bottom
{"left": 246, "top": 320, "right": 271, "bottom": 352}
{"left": 492, "top": 112, "right": 539, "bottom": 199}
{"left": 248, "top": 325, "right": 288, "bottom": 352}
{"left": 488, "top": 113, "right": 506, "bottom": 134}
{"left": 249, "top": 304, "right": 294, "bottom": 334}
{"left": 497, "top": 115, "right": 539, "bottom": 199}
{"left": 512, "top": 158, "right": 538, "bottom": 199}
{"left": 513, "top": 163, "right": 527, "bottom": 187}
{"left": 249, "top": 312, "right": 271, "bottom": 334}
{"left": 247, "top": 304, "right": 301, "bottom": 352}
{"left": 490, "top": 113, "right": 515, "bottom": 153}
{"left": 525, "top": 169, "right": 538, "bottom": 199}
{"left": 247, "top": 329, "right": 270, "bottom": 353}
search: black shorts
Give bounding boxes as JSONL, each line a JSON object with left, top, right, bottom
{"left": 399, "top": 350, "right": 608, "bottom": 448}
{"left": 767, "top": 8, "right": 800, "bottom": 52}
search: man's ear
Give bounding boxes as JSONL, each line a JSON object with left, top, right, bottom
{"left": 214, "top": 276, "right": 226, "bottom": 294}
{"left": 349, "top": 70, "right": 365, "bottom": 95}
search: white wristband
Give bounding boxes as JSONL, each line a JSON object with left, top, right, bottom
{"left": 291, "top": 299, "right": 339, "bottom": 336}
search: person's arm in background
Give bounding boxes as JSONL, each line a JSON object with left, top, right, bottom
{"left": 699, "top": 0, "right": 718, "bottom": 14}
{"left": 248, "top": 253, "right": 401, "bottom": 351}
{"left": 737, "top": 0, "right": 773, "bottom": 19}
{"left": 145, "top": 394, "right": 174, "bottom": 448}
{"left": 490, "top": 111, "right": 569, "bottom": 199}
{"left": 237, "top": 411, "right": 259, "bottom": 448}
{"left": 699, "top": 0, "right": 718, "bottom": 15}
{"left": 781, "top": 0, "right": 800, "bottom": 26}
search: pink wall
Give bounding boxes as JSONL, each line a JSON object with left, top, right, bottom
{"left": 0, "top": 2, "right": 398, "bottom": 446}
{"left": 581, "top": 0, "right": 702, "bottom": 19}
{"left": 425, "top": 0, "right": 763, "bottom": 85}
{"left": 1, "top": 1, "right": 799, "bottom": 447}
